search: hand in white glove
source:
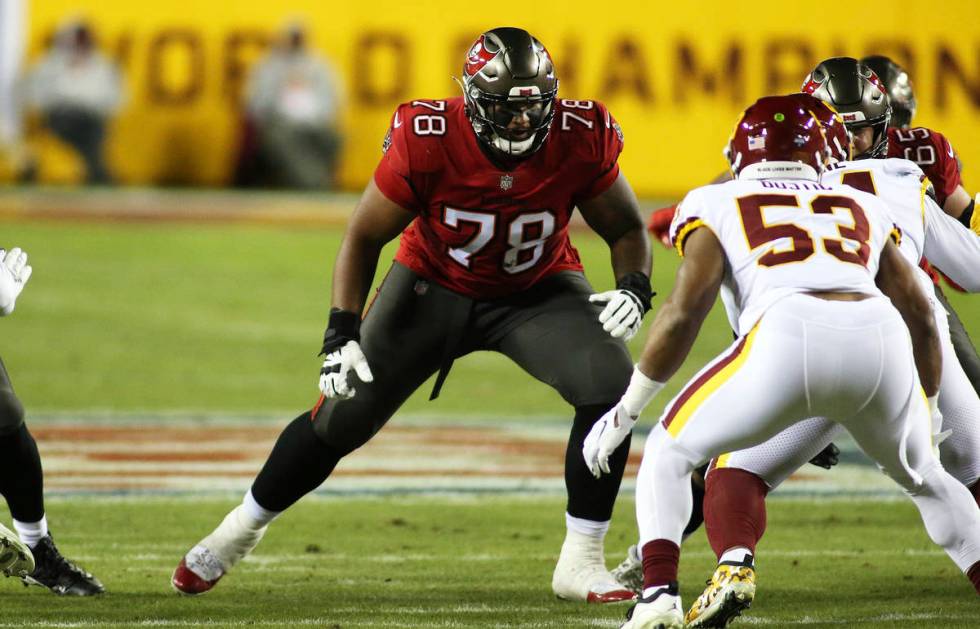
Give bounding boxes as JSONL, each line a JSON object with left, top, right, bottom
{"left": 582, "top": 402, "right": 636, "bottom": 479}
{"left": 0, "top": 247, "right": 33, "bottom": 316}
{"left": 589, "top": 290, "right": 644, "bottom": 341}
{"left": 318, "top": 340, "right": 374, "bottom": 399}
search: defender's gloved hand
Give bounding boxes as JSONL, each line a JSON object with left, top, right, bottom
{"left": 318, "top": 340, "right": 374, "bottom": 399}
{"left": 0, "top": 247, "right": 33, "bottom": 316}
{"left": 582, "top": 402, "right": 635, "bottom": 479}
{"left": 589, "top": 272, "right": 653, "bottom": 341}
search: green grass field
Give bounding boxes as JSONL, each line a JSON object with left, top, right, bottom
{"left": 1, "top": 199, "right": 979, "bottom": 627}
{"left": 1, "top": 497, "right": 978, "bottom": 628}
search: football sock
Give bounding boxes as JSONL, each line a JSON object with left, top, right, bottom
{"left": 719, "top": 546, "right": 754, "bottom": 566}
{"left": 0, "top": 423, "right": 45, "bottom": 522}
{"left": 250, "top": 413, "right": 343, "bottom": 513}
{"left": 241, "top": 489, "right": 280, "bottom": 529}
{"left": 641, "top": 539, "right": 679, "bottom": 589}
{"left": 704, "top": 468, "right": 768, "bottom": 560}
{"left": 968, "top": 560, "right": 980, "bottom": 594}
{"left": 13, "top": 515, "right": 48, "bottom": 548}
{"left": 564, "top": 513, "right": 609, "bottom": 538}
{"left": 565, "top": 403, "right": 630, "bottom": 522}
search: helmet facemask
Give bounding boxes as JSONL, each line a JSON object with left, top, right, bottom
{"left": 460, "top": 28, "right": 559, "bottom": 158}
{"left": 462, "top": 82, "right": 557, "bottom": 156}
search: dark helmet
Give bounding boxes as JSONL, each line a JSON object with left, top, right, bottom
{"left": 801, "top": 57, "right": 890, "bottom": 159}
{"left": 727, "top": 95, "right": 831, "bottom": 180}
{"left": 460, "top": 27, "right": 558, "bottom": 157}
{"left": 787, "top": 93, "right": 852, "bottom": 163}
{"left": 861, "top": 54, "right": 916, "bottom": 129}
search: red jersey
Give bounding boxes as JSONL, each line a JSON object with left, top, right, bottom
{"left": 887, "top": 126, "right": 962, "bottom": 207}
{"left": 373, "top": 97, "right": 624, "bottom": 299}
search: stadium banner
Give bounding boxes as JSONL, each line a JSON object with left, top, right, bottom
{"left": 20, "top": 0, "right": 980, "bottom": 197}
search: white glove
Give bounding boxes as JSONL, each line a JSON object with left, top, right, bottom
{"left": 583, "top": 402, "right": 636, "bottom": 479}
{"left": 0, "top": 247, "right": 33, "bottom": 316}
{"left": 927, "top": 394, "right": 952, "bottom": 460}
{"left": 589, "top": 289, "right": 644, "bottom": 341}
{"left": 318, "top": 340, "right": 374, "bottom": 399}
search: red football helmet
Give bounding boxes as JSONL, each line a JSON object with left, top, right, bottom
{"left": 726, "top": 95, "right": 831, "bottom": 180}
{"left": 787, "top": 92, "right": 852, "bottom": 163}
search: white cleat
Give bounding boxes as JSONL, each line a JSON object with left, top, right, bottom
{"left": 611, "top": 544, "right": 644, "bottom": 595}
{"left": 621, "top": 582, "right": 684, "bottom": 629}
{"left": 171, "top": 506, "right": 267, "bottom": 596}
{"left": 552, "top": 530, "right": 635, "bottom": 604}
{"left": 0, "top": 522, "right": 34, "bottom": 578}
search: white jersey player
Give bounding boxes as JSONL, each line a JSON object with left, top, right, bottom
{"left": 581, "top": 95, "right": 980, "bottom": 629}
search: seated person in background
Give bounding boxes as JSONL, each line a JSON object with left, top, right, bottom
{"left": 23, "top": 19, "right": 124, "bottom": 184}
{"left": 242, "top": 21, "right": 343, "bottom": 190}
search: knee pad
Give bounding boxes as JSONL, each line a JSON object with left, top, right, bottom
{"left": 0, "top": 388, "right": 25, "bottom": 436}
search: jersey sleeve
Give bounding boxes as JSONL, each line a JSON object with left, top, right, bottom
{"left": 573, "top": 101, "right": 625, "bottom": 201}
{"left": 926, "top": 132, "right": 962, "bottom": 207}
{"left": 922, "top": 194, "right": 980, "bottom": 291}
{"left": 669, "top": 188, "right": 709, "bottom": 257}
{"left": 373, "top": 104, "right": 423, "bottom": 212}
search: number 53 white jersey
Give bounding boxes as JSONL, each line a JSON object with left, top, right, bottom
{"left": 670, "top": 177, "right": 896, "bottom": 336}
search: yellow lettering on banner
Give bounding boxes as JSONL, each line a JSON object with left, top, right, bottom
{"left": 15, "top": 0, "right": 978, "bottom": 195}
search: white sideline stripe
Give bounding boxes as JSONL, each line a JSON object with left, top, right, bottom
{"left": 739, "top": 612, "right": 978, "bottom": 625}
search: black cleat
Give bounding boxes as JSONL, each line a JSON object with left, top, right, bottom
{"left": 25, "top": 535, "right": 104, "bottom": 596}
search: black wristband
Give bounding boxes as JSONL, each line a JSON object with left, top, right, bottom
{"left": 616, "top": 272, "right": 654, "bottom": 314}
{"left": 320, "top": 308, "right": 361, "bottom": 355}
{"left": 958, "top": 199, "right": 975, "bottom": 230}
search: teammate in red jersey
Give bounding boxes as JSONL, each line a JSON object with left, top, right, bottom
{"left": 171, "top": 27, "right": 651, "bottom": 603}
{"left": 862, "top": 55, "right": 976, "bottom": 223}
{"left": 861, "top": 55, "right": 980, "bottom": 397}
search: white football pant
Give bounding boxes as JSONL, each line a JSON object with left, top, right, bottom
{"left": 636, "top": 294, "right": 980, "bottom": 572}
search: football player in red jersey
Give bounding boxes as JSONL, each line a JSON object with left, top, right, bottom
{"left": 862, "top": 55, "right": 976, "bottom": 224}
{"left": 171, "top": 27, "right": 650, "bottom": 603}
{"left": 861, "top": 54, "right": 980, "bottom": 398}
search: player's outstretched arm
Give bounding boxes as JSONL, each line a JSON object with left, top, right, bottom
{"left": 922, "top": 195, "right": 980, "bottom": 291}
{"left": 331, "top": 180, "right": 415, "bottom": 314}
{"left": 317, "top": 181, "right": 414, "bottom": 400}
{"left": 582, "top": 227, "right": 723, "bottom": 477}
{"left": 875, "top": 239, "right": 942, "bottom": 396}
{"left": 579, "top": 172, "right": 654, "bottom": 341}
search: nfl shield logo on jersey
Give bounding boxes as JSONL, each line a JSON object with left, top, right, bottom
{"left": 500, "top": 174, "right": 514, "bottom": 190}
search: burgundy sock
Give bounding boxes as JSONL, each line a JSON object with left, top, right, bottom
{"left": 641, "top": 539, "right": 680, "bottom": 589}
{"left": 703, "top": 468, "right": 769, "bottom": 560}
{"left": 968, "top": 560, "right": 980, "bottom": 595}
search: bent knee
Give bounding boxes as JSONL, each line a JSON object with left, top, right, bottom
{"left": 311, "top": 400, "right": 379, "bottom": 456}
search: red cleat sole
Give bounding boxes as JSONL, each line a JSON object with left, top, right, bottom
{"left": 171, "top": 558, "right": 221, "bottom": 596}
{"left": 586, "top": 589, "right": 637, "bottom": 604}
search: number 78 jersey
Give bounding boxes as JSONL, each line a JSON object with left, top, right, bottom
{"left": 670, "top": 178, "right": 895, "bottom": 336}
{"left": 373, "top": 96, "right": 624, "bottom": 299}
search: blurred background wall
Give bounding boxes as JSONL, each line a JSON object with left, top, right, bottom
{"left": 3, "top": 0, "right": 978, "bottom": 197}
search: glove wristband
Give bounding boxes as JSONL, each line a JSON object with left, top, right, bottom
{"left": 616, "top": 272, "right": 654, "bottom": 314}
{"left": 320, "top": 308, "right": 361, "bottom": 356}
{"left": 621, "top": 365, "right": 666, "bottom": 417}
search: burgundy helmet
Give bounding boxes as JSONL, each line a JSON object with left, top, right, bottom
{"left": 460, "top": 27, "right": 558, "bottom": 157}
{"left": 727, "top": 95, "right": 830, "bottom": 180}
{"left": 787, "top": 92, "right": 851, "bottom": 163}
